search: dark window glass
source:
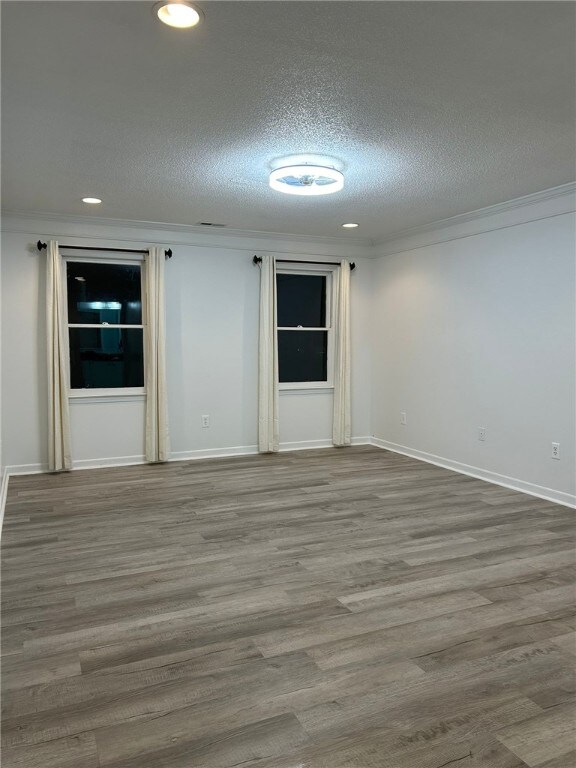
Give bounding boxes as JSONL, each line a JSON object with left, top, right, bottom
{"left": 69, "top": 328, "right": 144, "bottom": 389}
{"left": 67, "top": 262, "right": 142, "bottom": 325}
{"left": 277, "top": 274, "right": 326, "bottom": 327}
{"left": 278, "top": 331, "right": 328, "bottom": 383}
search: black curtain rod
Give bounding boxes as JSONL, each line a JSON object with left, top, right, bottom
{"left": 37, "top": 241, "right": 173, "bottom": 259}
{"left": 252, "top": 256, "right": 355, "bottom": 270}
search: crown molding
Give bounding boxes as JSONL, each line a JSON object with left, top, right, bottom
{"left": 3, "top": 182, "right": 574, "bottom": 261}
{"left": 374, "top": 182, "right": 576, "bottom": 257}
{"left": 0, "top": 209, "right": 375, "bottom": 259}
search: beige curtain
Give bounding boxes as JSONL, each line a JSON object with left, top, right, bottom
{"left": 333, "top": 260, "right": 352, "bottom": 446}
{"left": 258, "top": 254, "right": 279, "bottom": 452}
{"left": 46, "top": 241, "right": 72, "bottom": 471}
{"left": 144, "top": 247, "right": 170, "bottom": 462}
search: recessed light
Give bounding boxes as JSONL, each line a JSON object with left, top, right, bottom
{"left": 82, "top": 197, "right": 102, "bottom": 204}
{"left": 155, "top": 1, "right": 203, "bottom": 28}
{"left": 269, "top": 165, "right": 344, "bottom": 196}
{"left": 342, "top": 223, "right": 359, "bottom": 228}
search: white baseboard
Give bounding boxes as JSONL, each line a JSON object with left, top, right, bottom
{"left": 5, "top": 437, "right": 373, "bottom": 477}
{"left": 171, "top": 445, "right": 259, "bottom": 462}
{"left": 351, "top": 436, "right": 373, "bottom": 447}
{"left": 73, "top": 455, "right": 146, "bottom": 470}
{"left": 0, "top": 468, "right": 10, "bottom": 537}
{"left": 280, "top": 436, "right": 371, "bottom": 452}
{"left": 371, "top": 437, "right": 576, "bottom": 509}
{"left": 4, "top": 456, "right": 146, "bottom": 475}
{"left": 4, "top": 463, "right": 47, "bottom": 476}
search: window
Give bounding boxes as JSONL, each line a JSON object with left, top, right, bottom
{"left": 276, "top": 269, "right": 333, "bottom": 387}
{"left": 66, "top": 260, "right": 144, "bottom": 392}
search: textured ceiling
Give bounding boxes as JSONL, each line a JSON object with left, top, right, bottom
{"left": 2, "top": 1, "right": 575, "bottom": 241}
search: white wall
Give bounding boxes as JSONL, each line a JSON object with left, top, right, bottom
{"left": 2, "top": 187, "right": 575, "bottom": 507}
{"left": 0, "top": 217, "right": 373, "bottom": 471}
{"left": 371, "top": 207, "right": 576, "bottom": 503}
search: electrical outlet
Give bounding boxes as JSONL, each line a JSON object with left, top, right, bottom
{"left": 551, "top": 442, "right": 560, "bottom": 460}
{"left": 478, "top": 427, "right": 487, "bottom": 442}
{"left": 201, "top": 415, "right": 210, "bottom": 428}
{"left": 400, "top": 411, "right": 407, "bottom": 426}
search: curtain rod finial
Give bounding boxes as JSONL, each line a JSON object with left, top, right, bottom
{"left": 37, "top": 240, "right": 47, "bottom": 251}
{"left": 253, "top": 255, "right": 262, "bottom": 266}
{"left": 165, "top": 249, "right": 173, "bottom": 259}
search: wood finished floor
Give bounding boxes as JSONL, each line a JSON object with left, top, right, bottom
{"left": 1, "top": 446, "right": 575, "bottom": 768}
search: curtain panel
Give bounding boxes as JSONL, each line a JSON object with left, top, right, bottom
{"left": 258, "top": 254, "right": 280, "bottom": 452}
{"left": 333, "top": 259, "right": 352, "bottom": 446}
{"left": 144, "top": 247, "right": 170, "bottom": 462}
{"left": 46, "top": 241, "right": 72, "bottom": 471}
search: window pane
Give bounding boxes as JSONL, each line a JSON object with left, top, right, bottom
{"left": 67, "top": 262, "right": 142, "bottom": 325}
{"left": 277, "top": 274, "right": 326, "bottom": 327}
{"left": 278, "top": 330, "right": 328, "bottom": 383}
{"left": 69, "top": 328, "right": 144, "bottom": 389}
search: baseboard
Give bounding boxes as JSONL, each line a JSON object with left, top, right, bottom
{"left": 6, "top": 437, "right": 373, "bottom": 476}
{"left": 170, "top": 445, "right": 259, "bottom": 462}
{"left": 73, "top": 455, "right": 146, "bottom": 470}
{"left": 0, "top": 468, "right": 10, "bottom": 537}
{"left": 370, "top": 437, "right": 576, "bottom": 509}
{"left": 164, "top": 437, "right": 371, "bottom": 460}
{"left": 5, "top": 456, "right": 146, "bottom": 475}
{"left": 4, "top": 463, "right": 47, "bottom": 475}
{"left": 279, "top": 436, "right": 371, "bottom": 452}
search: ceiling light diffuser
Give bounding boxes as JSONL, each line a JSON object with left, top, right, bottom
{"left": 155, "top": 1, "right": 202, "bottom": 28}
{"left": 82, "top": 197, "right": 102, "bottom": 204}
{"left": 269, "top": 165, "right": 344, "bottom": 196}
{"left": 342, "top": 223, "right": 359, "bottom": 228}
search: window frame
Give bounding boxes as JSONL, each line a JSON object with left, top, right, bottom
{"left": 276, "top": 263, "right": 336, "bottom": 391}
{"left": 63, "top": 254, "right": 146, "bottom": 398}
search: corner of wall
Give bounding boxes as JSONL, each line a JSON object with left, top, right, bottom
{"left": 0, "top": 467, "right": 9, "bottom": 536}
{"left": 372, "top": 182, "right": 576, "bottom": 259}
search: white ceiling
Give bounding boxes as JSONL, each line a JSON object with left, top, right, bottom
{"left": 2, "top": 1, "right": 574, "bottom": 242}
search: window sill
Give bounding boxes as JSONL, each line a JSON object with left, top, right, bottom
{"left": 69, "top": 389, "right": 145, "bottom": 404}
{"left": 279, "top": 385, "right": 334, "bottom": 396}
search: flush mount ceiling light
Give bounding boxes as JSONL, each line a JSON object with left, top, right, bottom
{"left": 82, "top": 197, "right": 102, "bottom": 204}
{"left": 269, "top": 165, "right": 344, "bottom": 196}
{"left": 154, "top": 1, "right": 203, "bottom": 28}
{"left": 342, "top": 222, "right": 359, "bottom": 228}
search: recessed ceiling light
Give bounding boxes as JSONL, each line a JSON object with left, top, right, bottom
{"left": 269, "top": 165, "right": 344, "bottom": 196}
{"left": 82, "top": 197, "right": 102, "bottom": 204}
{"left": 155, "top": 1, "right": 203, "bottom": 28}
{"left": 342, "top": 223, "right": 359, "bottom": 228}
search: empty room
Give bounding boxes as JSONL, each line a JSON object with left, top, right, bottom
{"left": 1, "top": 1, "right": 575, "bottom": 766}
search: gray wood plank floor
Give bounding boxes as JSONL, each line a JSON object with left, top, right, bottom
{"left": 1, "top": 446, "right": 575, "bottom": 767}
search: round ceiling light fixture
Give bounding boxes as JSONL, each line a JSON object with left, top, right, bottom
{"left": 154, "top": 1, "right": 203, "bottom": 28}
{"left": 342, "top": 222, "right": 359, "bottom": 228}
{"left": 82, "top": 197, "right": 102, "bottom": 204}
{"left": 269, "top": 165, "right": 344, "bottom": 196}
